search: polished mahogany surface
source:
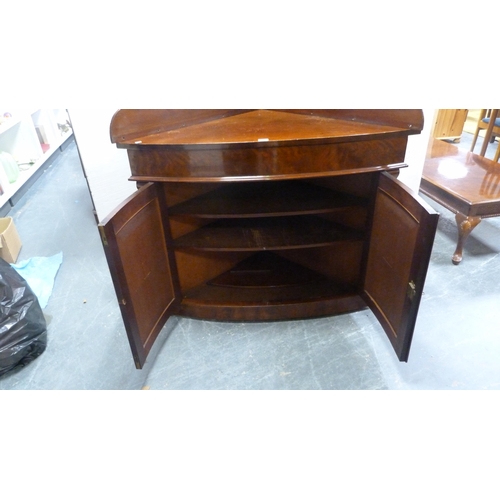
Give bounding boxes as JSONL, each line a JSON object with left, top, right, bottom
{"left": 113, "top": 110, "right": 419, "bottom": 147}
{"left": 421, "top": 138, "right": 500, "bottom": 264}
{"left": 110, "top": 110, "right": 423, "bottom": 183}
{"left": 422, "top": 139, "right": 500, "bottom": 217}
{"left": 110, "top": 109, "right": 424, "bottom": 146}
{"left": 101, "top": 109, "right": 436, "bottom": 367}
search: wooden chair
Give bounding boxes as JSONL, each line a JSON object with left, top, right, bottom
{"left": 470, "top": 109, "right": 500, "bottom": 161}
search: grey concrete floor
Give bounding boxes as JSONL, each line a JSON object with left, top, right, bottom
{"left": 1, "top": 134, "right": 500, "bottom": 390}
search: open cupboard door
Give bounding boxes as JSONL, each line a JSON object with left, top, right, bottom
{"left": 99, "top": 183, "right": 180, "bottom": 368}
{"left": 363, "top": 173, "right": 438, "bottom": 362}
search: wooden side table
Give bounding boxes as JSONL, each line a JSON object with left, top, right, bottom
{"left": 420, "top": 138, "right": 500, "bottom": 264}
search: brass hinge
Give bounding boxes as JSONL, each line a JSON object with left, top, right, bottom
{"left": 98, "top": 225, "right": 108, "bottom": 246}
{"left": 407, "top": 280, "right": 416, "bottom": 300}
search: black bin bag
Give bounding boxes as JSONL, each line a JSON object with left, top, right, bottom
{"left": 0, "top": 258, "right": 47, "bottom": 377}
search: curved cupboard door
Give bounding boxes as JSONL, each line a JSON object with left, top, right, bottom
{"left": 99, "top": 183, "right": 180, "bottom": 368}
{"left": 363, "top": 173, "right": 439, "bottom": 362}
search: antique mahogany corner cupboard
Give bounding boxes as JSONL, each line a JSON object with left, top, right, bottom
{"left": 99, "top": 109, "right": 438, "bottom": 369}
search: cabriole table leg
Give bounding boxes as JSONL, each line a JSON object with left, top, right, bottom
{"left": 453, "top": 213, "right": 482, "bottom": 265}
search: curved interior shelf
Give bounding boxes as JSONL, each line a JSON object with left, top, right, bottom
{"left": 173, "top": 215, "right": 364, "bottom": 251}
{"left": 181, "top": 252, "right": 361, "bottom": 320}
{"left": 169, "top": 180, "right": 367, "bottom": 218}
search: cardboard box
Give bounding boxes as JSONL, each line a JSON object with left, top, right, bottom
{"left": 0, "top": 217, "right": 22, "bottom": 263}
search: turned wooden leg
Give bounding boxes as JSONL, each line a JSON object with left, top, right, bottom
{"left": 453, "top": 213, "right": 482, "bottom": 265}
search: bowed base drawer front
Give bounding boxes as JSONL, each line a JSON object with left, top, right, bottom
{"left": 125, "top": 137, "right": 408, "bottom": 181}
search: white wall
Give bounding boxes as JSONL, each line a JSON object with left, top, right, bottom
{"left": 69, "top": 109, "right": 436, "bottom": 222}
{"left": 68, "top": 109, "right": 135, "bottom": 222}
{"left": 399, "top": 108, "right": 435, "bottom": 192}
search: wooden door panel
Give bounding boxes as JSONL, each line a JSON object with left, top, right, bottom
{"left": 99, "top": 183, "right": 179, "bottom": 368}
{"left": 364, "top": 173, "right": 438, "bottom": 361}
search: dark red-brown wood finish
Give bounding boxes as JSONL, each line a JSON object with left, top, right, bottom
{"left": 100, "top": 110, "right": 436, "bottom": 368}
{"left": 364, "top": 173, "right": 438, "bottom": 361}
{"left": 99, "top": 183, "right": 181, "bottom": 368}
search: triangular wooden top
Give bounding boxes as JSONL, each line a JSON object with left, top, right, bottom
{"left": 110, "top": 109, "right": 423, "bottom": 147}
